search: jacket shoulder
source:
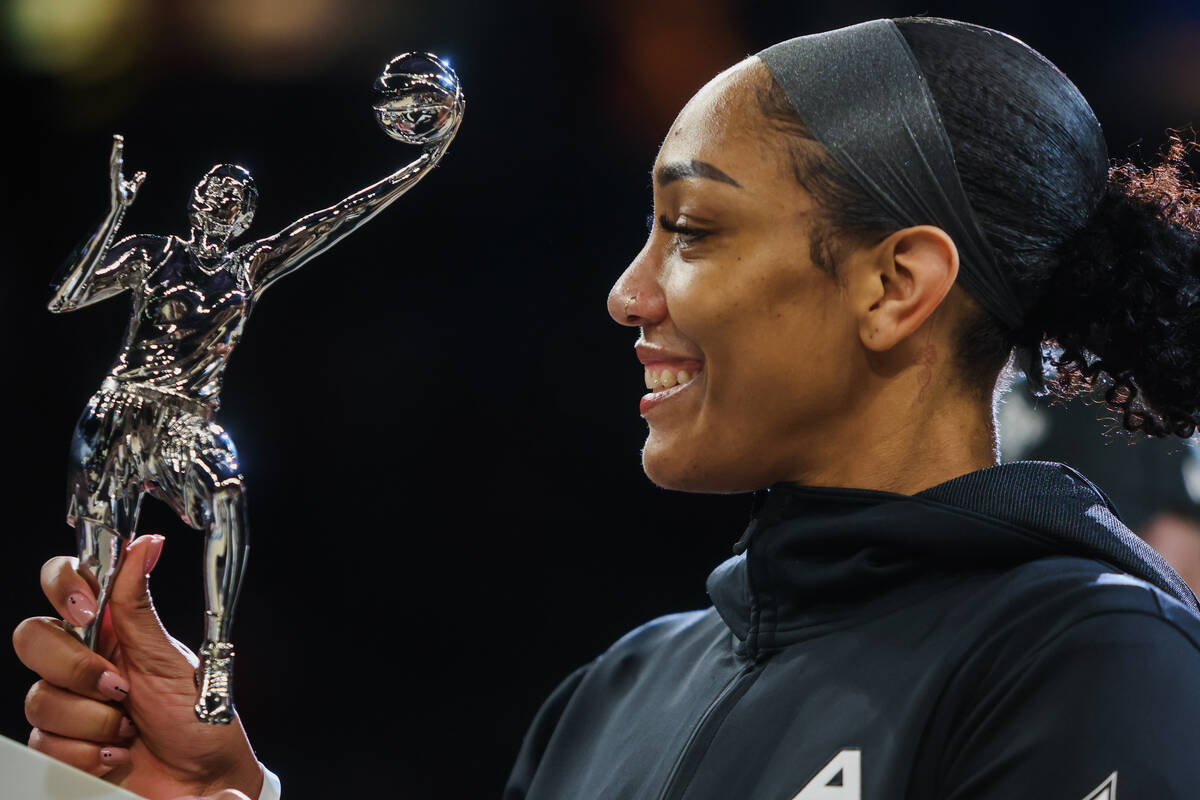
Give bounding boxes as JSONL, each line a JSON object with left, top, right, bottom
{"left": 604, "top": 608, "right": 719, "bottom": 654}
{"left": 913, "top": 556, "right": 1200, "bottom": 797}
{"left": 985, "top": 554, "right": 1200, "bottom": 638}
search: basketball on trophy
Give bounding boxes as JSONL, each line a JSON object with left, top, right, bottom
{"left": 372, "top": 52, "right": 464, "bottom": 146}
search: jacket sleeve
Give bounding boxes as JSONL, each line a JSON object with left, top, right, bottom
{"left": 938, "top": 607, "right": 1200, "bottom": 798}
{"left": 503, "top": 662, "right": 592, "bottom": 800}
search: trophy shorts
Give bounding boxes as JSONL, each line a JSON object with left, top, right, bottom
{"left": 67, "top": 385, "right": 242, "bottom": 531}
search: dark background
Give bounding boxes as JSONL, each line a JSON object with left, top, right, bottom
{"left": 1, "top": 0, "right": 1197, "bottom": 796}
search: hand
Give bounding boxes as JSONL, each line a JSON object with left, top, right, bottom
{"left": 109, "top": 134, "right": 146, "bottom": 209}
{"left": 12, "top": 535, "right": 264, "bottom": 800}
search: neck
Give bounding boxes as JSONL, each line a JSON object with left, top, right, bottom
{"left": 786, "top": 366, "right": 999, "bottom": 497}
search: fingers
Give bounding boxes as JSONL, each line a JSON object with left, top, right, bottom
{"left": 107, "top": 535, "right": 189, "bottom": 675}
{"left": 40, "top": 556, "right": 98, "bottom": 629}
{"left": 28, "top": 728, "right": 129, "bottom": 777}
{"left": 26, "top": 680, "right": 135, "bottom": 744}
{"left": 120, "top": 171, "right": 147, "bottom": 205}
{"left": 110, "top": 134, "right": 125, "bottom": 175}
{"left": 12, "top": 616, "right": 125, "bottom": 703}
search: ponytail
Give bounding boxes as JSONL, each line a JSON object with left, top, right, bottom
{"left": 1035, "top": 136, "right": 1200, "bottom": 438}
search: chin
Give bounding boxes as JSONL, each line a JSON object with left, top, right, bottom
{"left": 641, "top": 439, "right": 760, "bottom": 495}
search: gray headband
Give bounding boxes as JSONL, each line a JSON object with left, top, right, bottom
{"left": 757, "top": 19, "right": 1026, "bottom": 335}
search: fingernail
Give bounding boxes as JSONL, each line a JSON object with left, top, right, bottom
{"left": 118, "top": 716, "right": 136, "bottom": 738}
{"left": 99, "top": 746, "right": 129, "bottom": 765}
{"left": 98, "top": 670, "right": 130, "bottom": 702}
{"left": 143, "top": 535, "right": 165, "bottom": 573}
{"left": 65, "top": 592, "right": 96, "bottom": 627}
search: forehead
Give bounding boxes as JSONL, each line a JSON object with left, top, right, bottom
{"left": 656, "top": 59, "right": 769, "bottom": 171}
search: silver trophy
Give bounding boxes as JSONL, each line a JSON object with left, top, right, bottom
{"left": 50, "top": 53, "right": 464, "bottom": 724}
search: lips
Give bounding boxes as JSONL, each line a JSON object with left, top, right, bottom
{"left": 638, "top": 361, "right": 703, "bottom": 417}
{"left": 634, "top": 342, "right": 704, "bottom": 414}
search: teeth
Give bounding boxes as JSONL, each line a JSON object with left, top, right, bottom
{"left": 643, "top": 367, "right": 699, "bottom": 393}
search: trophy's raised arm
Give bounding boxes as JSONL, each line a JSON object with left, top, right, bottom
{"left": 247, "top": 53, "right": 464, "bottom": 294}
{"left": 49, "top": 135, "right": 147, "bottom": 314}
{"left": 50, "top": 53, "right": 463, "bottom": 724}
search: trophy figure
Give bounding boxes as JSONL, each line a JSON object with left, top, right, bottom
{"left": 50, "top": 53, "right": 464, "bottom": 724}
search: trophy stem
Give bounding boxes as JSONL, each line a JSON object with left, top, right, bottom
{"left": 67, "top": 516, "right": 130, "bottom": 649}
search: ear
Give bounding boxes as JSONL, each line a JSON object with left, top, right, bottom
{"left": 850, "top": 225, "right": 959, "bottom": 352}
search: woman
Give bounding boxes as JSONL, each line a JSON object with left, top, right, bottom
{"left": 13, "top": 16, "right": 1200, "bottom": 799}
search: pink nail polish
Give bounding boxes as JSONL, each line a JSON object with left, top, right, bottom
{"left": 98, "top": 746, "right": 129, "bottom": 765}
{"left": 65, "top": 592, "right": 96, "bottom": 627}
{"left": 118, "top": 716, "right": 136, "bottom": 738}
{"left": 98, "top": 671, "right": 130, "bottom": 702}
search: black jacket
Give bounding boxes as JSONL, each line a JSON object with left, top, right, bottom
{"left": 505, "top": 462, "right": 1200, "bottom": 799}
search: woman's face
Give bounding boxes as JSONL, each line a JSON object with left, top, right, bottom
{"left": 608, "top": 60, "right": 867, "bottom": 493}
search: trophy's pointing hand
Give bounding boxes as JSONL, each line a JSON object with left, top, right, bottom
{"left": 108, "top": 134, "right": 145, "bottom": 209}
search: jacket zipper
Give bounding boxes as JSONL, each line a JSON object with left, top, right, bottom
{"left": 655, "top": 662, "right": 764, "bottom": 800}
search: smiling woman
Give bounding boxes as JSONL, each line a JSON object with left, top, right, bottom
{"left": 12, "top": 15, "right": 1200, "bottom": 800}
{"left": 609, "top": 49, "right": 995, "bottom": 496}
{"left": 520, "top": 16, "right": 1200, "bottom": 800}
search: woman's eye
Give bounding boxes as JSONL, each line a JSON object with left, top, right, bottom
{"left": 657, "top": 215, "right": 710, "bottom": 246}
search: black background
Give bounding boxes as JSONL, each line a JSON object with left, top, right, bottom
{"left": 1, "top": 0, "right": 1197, "bottom": 795}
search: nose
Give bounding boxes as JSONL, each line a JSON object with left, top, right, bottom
{"left": 607, "top": 236, "right": 667, "bottom": 328}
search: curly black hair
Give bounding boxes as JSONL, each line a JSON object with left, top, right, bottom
{"left": 757, "top": 17, "right": 1200, "bottom": 439}
{"left": 1041, "top": 139, "right": 1200, "bottom": 438}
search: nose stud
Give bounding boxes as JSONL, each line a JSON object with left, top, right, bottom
{"left": 624, "top": 294, "right": 637, "bottom": 318}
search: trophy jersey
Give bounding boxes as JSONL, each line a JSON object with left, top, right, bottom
{"left": 107, "top": 234, "right": 252, "bottom": 408}
{"left": 67, "top": 232, "right": 249, "bottom": 533}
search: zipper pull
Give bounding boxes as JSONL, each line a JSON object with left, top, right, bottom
{"left": 733, "top": 489, "right": 770, "bottom": 555}
{"left": 732, "top": 518, "right": 760, "bottom": 555}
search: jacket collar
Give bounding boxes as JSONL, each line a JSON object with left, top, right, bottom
{"left": 706, "top": 461, "right": 1199, "bottom": 657}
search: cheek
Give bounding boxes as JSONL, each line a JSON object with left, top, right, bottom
{"left": 666, "top": 250, "right": 846, "bottom": 368}
{"left": 669, "top": 256, "right": 854, "bottom": 432}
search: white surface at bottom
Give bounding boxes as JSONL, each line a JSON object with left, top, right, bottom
{"left": 0, "top": 734, "right": 145, "bottom": 799}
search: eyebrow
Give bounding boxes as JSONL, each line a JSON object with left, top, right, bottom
{"left": 655, "top": 159, "right": 742, "bottom": 188}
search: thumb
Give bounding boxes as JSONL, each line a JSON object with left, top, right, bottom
{"left": 106, "top": 535, "right": 184, "bottom": 669}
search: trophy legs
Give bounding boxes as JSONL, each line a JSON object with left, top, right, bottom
{"left": 195, "top": 485, "right": 248, "bottom": 725}
{"left": 67, "top": 493, "right": 142, "bottom": 649}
